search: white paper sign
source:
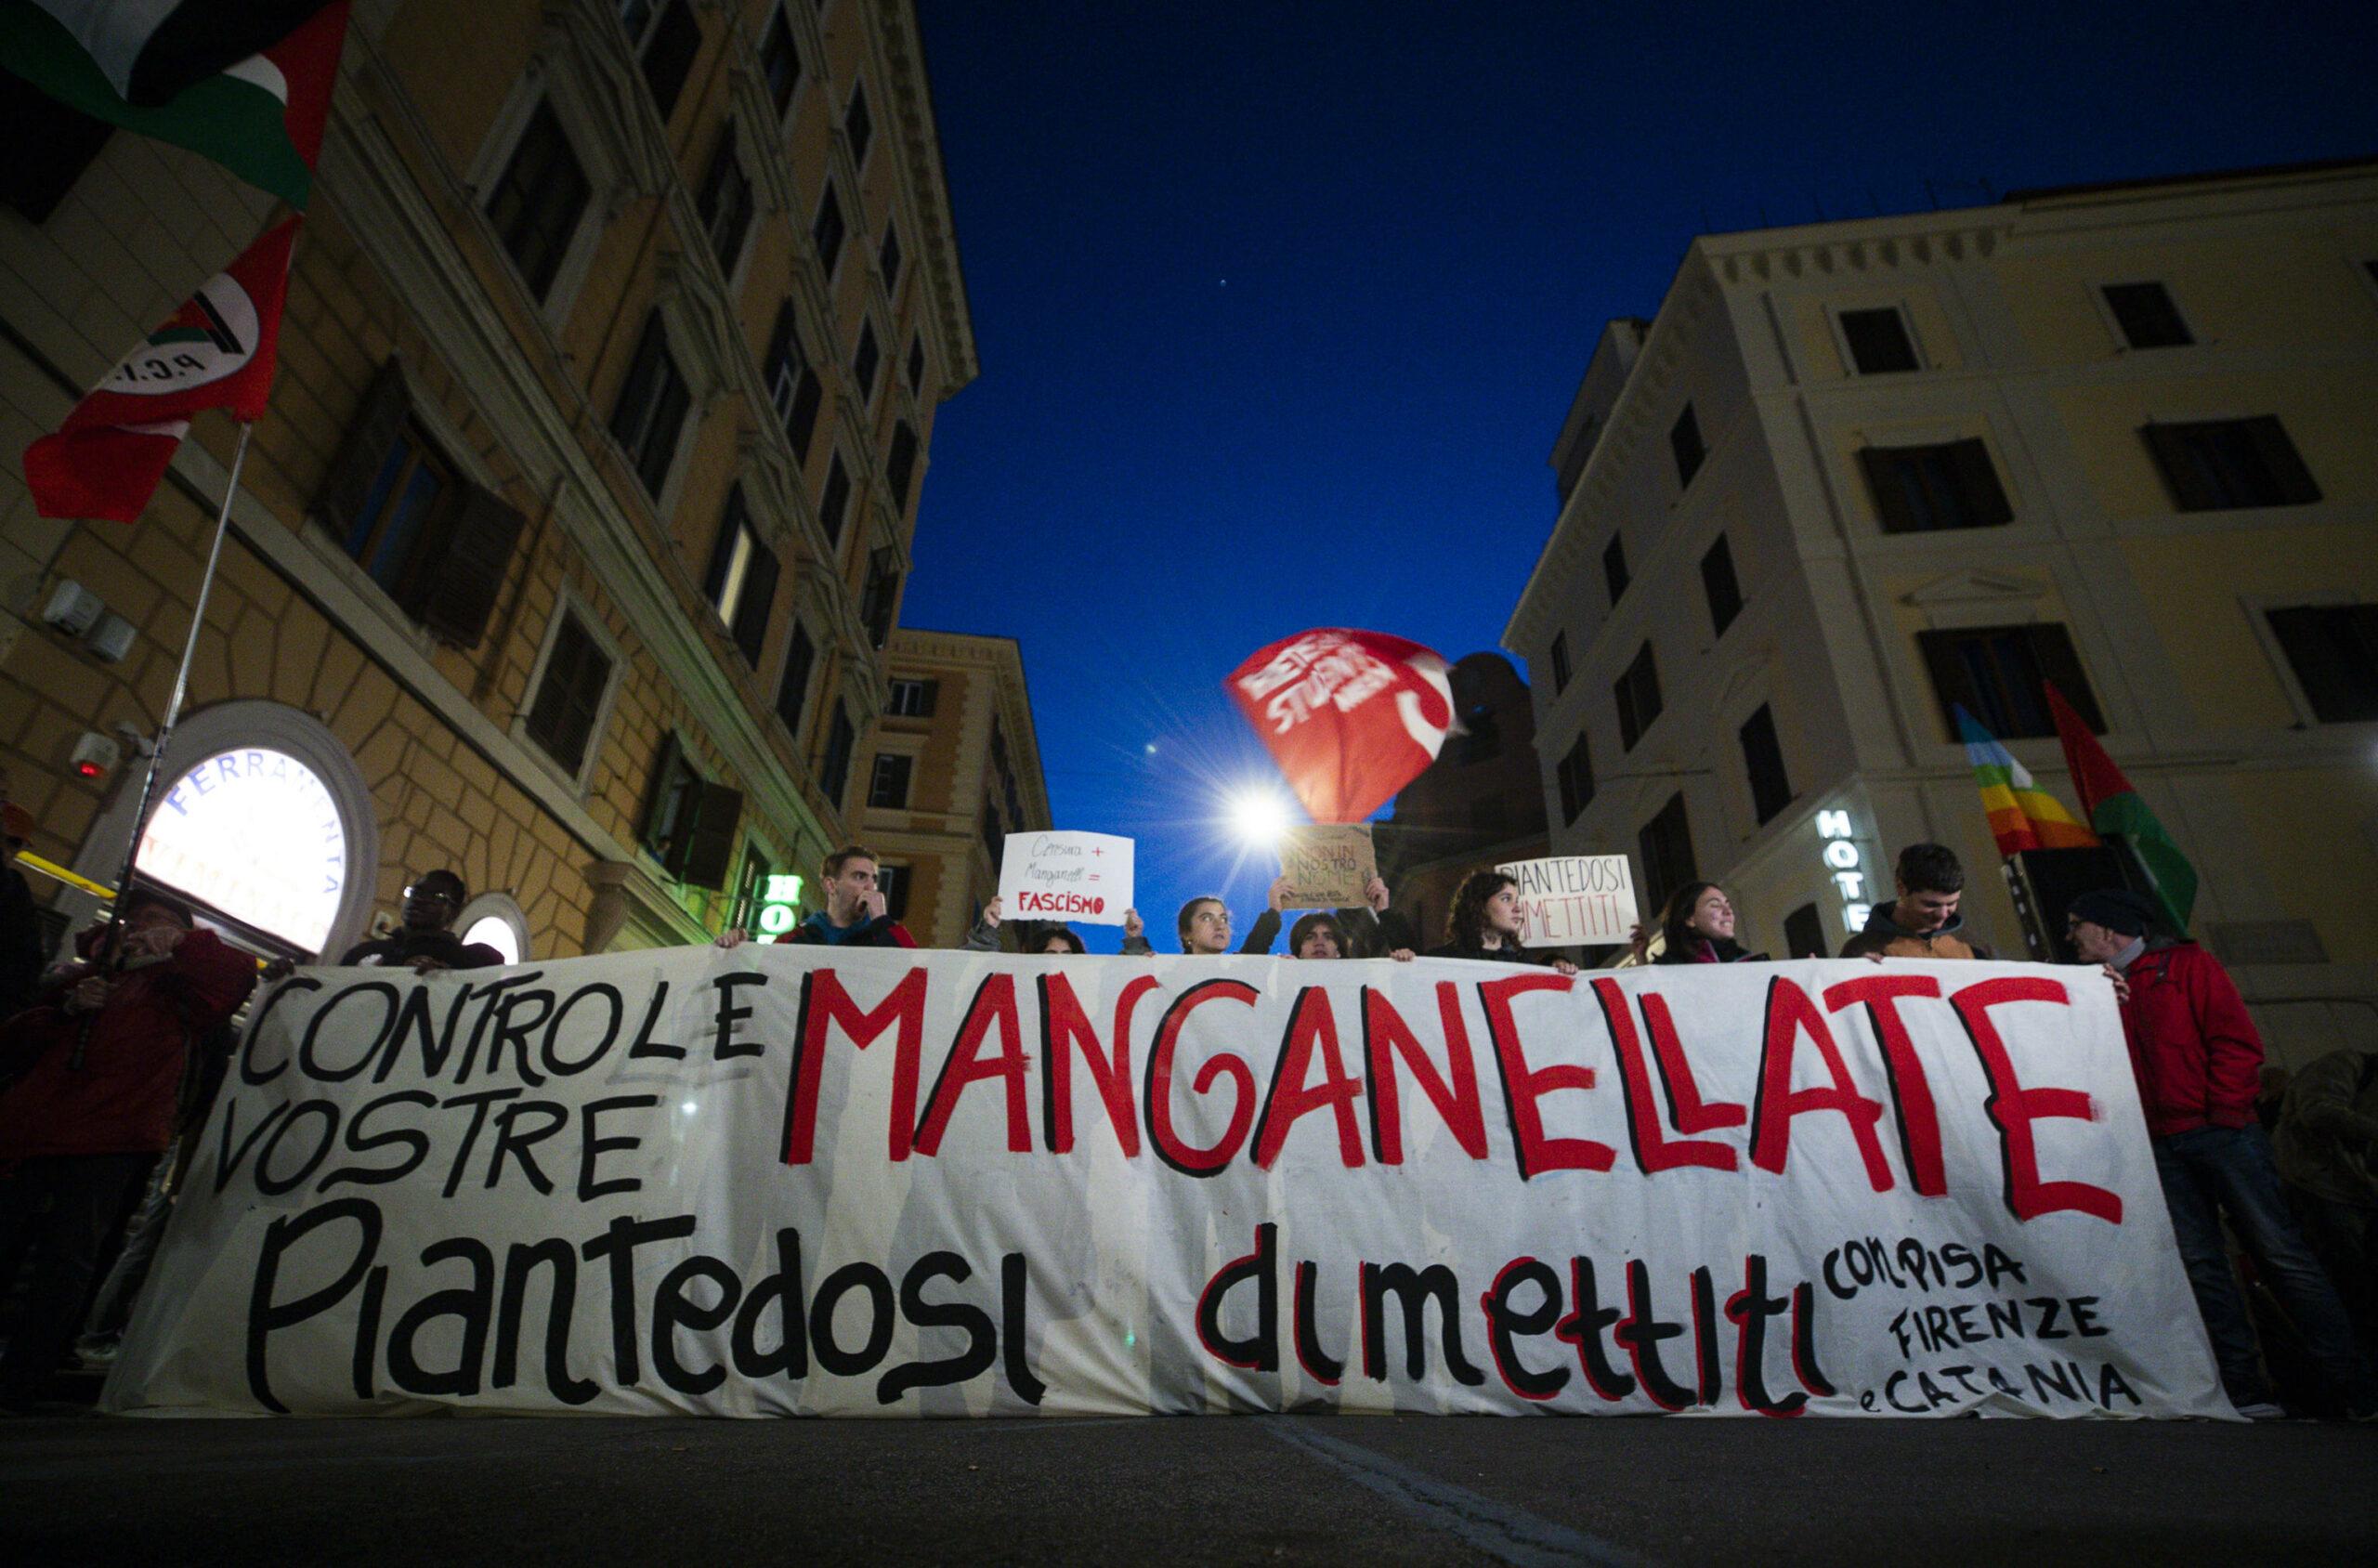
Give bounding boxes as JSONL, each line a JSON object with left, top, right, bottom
{"left": 999, "top": 830, "right": 1133, "bottom": 926}
{"left": 1497, "top": 855, "right": 1639, "bottom": 947}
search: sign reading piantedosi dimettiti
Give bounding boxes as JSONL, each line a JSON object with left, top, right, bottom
{"left": 1497, "top": 855, "right": 1638, "bottom": 947}
{"left": 999, "top": 831, "right": 1133, "bottom": 926}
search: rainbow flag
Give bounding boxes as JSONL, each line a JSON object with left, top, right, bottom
{"left": 1955, "top": 706, "right": 2099, "bottom": 858}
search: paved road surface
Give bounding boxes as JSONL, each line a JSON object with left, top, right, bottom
{"left": 5, "top": 1411, "right": 2375, "bottom": 1564}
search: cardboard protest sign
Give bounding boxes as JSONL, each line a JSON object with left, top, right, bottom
{"left": 109, "top": 948, "right": 2230, "bottom": 1421}
{"left": 1226, "top": 628, "right": 1454, "bottom": 823}
{"left": 1277, "top": 824, "right": 1377, "bottom": 908}
{"left": 1498, "top": 856, "right": 1638, "bottom": 947}
{"left": 999, "top": 830, "right": 1132, "bottom": 926}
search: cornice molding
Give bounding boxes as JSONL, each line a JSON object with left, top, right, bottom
{"left": 869, "top": 0, "right": 977, "bottom": 396}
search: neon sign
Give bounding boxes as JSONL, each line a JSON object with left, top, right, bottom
{"left": 1817, "top": 809, "right": 1871, "bottom": 933}
{"left": 755, "top": 872, "right": 804, "bottom": 935}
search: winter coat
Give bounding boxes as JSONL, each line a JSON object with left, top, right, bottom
{"left": 1654, "top": 935, "right": 1768, "bottom": 965}
{"left": 777, "top": 911, "right": 916, "bottom": 948}
{"left": 1839, "top": 904, "right": 1993, "bottom": 960}
{"left": 2273, "top": 1049, "right": 2378, "bottom": 1209}
{"left": 1236, "top": 906, "right": 1418, "bottom": 958}
{"left": 0, "top": 929, "right": 255, "bottom": 1158}
{"left": 337, "top": 927, "right": 504, "bottom": 969}
{"left": 2114, "top": 939, "right": 2262, "bottom": 1138}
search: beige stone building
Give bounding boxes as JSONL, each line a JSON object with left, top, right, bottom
{"left": 853, "top": 627, "right": 1050, "bottom": 949}
{"left": 1507, "top": 159, "right": 2378, "bottom": 1063}
{"left": 1, "top": 1, "right": 974, "bottom": 963}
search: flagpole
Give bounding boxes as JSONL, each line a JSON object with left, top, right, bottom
{"left": 74, "top": 423, "right": 255, "bottom": 1065}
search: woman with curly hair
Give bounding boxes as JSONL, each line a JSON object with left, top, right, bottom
{"left": 1426, "top": 868, "right": 1578, "bottom": 974}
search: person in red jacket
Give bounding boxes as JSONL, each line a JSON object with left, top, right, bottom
{"left": 2070, "top": 888, "right": 2376, "bottom": 1419}
{"left": 0, "top": 889, "right": 255, "bottom": 1403}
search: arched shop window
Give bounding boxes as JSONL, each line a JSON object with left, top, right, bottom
{"left": 65, "top": 699, "right": 380, "bottom": 963}
{"left": 455, "top": 892, "right": 529, "bottom": 964}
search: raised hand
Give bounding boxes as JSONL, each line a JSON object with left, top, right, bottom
{"left": 1365, "top": 876, "right": 1391, "bottom": 913}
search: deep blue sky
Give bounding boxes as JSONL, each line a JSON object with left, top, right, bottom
{"left": 902, "top": 0, "right": 2377, "bottom": 951}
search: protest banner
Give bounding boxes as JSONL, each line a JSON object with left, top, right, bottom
{"left": 997, "top": 830, "right": 1132, "bottom": 926}
{"left": 105, "top": 948, "right": 2232, "bottom": 1420}
{"left": 1498, "top": 856, "right": 1638, "bottom": 947}
{"left": 1277, "top": 824, "right": 1377, "bottom": 908}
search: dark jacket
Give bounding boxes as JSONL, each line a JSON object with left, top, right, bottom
{"left": 2116, "top": 938, "right": 2262, "bottom": 1139}
{"left": 1424, "top": 938, "right": 1557, "bottom": 966}
{"left": 0, "top": 929, "right": 255, "bottom": 1157}
{"left": 1654, "top": 934, "right": 1768, "bottom": 965}
{"left": 1839, "top": 904, "right": 1993, "bottom": 960}
{"left": 777, "top": 911, "right": 917, "bottom": 948}
{"left": 0, "top": 865, "right": 42, "bottom": 1021}
{"left": 1242, "top": 906, "right": 1419, "bottom": 958}
{"left": 2274, "top": 1049, "right": 2378, "bottom": 1209}
{"left": 337, "top": 927, "right": 504, "bottom": 969}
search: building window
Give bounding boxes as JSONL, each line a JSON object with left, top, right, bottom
{"left": 484, "top": 103, "right": 589, "bottom": 300}
{"left": 879, "top": 222, "right": 902, "bottom": 292}
{"left": 638, "top": 734, "right": 741, "bottom": 889}
{"left": 990, "top": 720, "right": 1021, "bottom": 826}
{"left": 980, "top": 804, "right": 1005, "bottom": 872}
{"left": 906, "top": 333, "right": 926, "bottom": 395}
{"left": 626, "top": 1, "right": 699, "bottom": 123}
{"left": 1857, "top": 439, "right": 2012, "bottom": 533}
{"left": 775, "top": 622, "right": 815, "bottom": 737}
{"left": 813, "top": 183, "right": 846, "bottom": 276}
{"left": 1557, "top": 733, "right": 1593, "bottom": 824}
{"left": 1638, "top": 792, "right": 1697, "bottom": 916}
{"left": 1601, "top": 535, "right": 1629, "bottom": 608}
{"left": 886, "top": 421, "right": 918, "bottom": 512}
{"left": 1614, "top": 642, "right": 1661, "bottom": 751}
{"left": 1548, "top": 631, "right": 1570, "bottom": 695}
{"left": 1915, "top": 622, "right": 2104, "bottom": 740}
{"left": 869, "top": 752, "right": 913, "bottom": 809}
{"left": 874, "top": 862, "right": 909, "bottom": 921}
{"left": 852, "top": 319, "right": 881, "bottom": 403}
{"left": 524, "top": 608, "right": 615, "bottom": 776}
{"left": 2142, "top": 417, "right": 2320, "bottom": 511}
{"left": 819, "top": 703, "right": 856, "bottom": 809}
{"left": 700, "top": 487, "right": 777, "bottom": 666}
{"left": 844, "top": 83, "right": 872, "bottom": 167}
{"left": 1739, "top": 704, "right": 1792, "bottom": 825}
{"left": 2102, "top": 282, "right": 2191, "bottom": 349}
{"left": 2265, "top": 604, "right": 2378, "bottom": 724}
{"left": 1701, "top": 534, "right": 1743, "bottom": 636}
{"left": 818, "top": 453, "right": 851, "bottom": 544}
{"left": 763, "top": 302, "right": 823, "bottom": 462}
{"left": 696, "top": 129, "right": 753, "bottom": 273}
{"left": 1839, "top": 307, "right": 1920, "bottom": 373}
{"left": 886, "top": 677, "right": 937, "bottom": 717}
{"left": 731, "top": 842, "right": 768, "bottom": 931}
{"left": 1783, "top": 903, "right": 1826, "bottom": 960}
{"left": 1670, "top": 404, "right": 1705, "bottom": 490}
{"left": 859, "top": 547, "right": 901, "bottom": 648}
{"left": 608, "top": 311, "right": 691, "bottom": 501}
{"left": 341, "top": 425, "right": 455, "bottom": 600}
{"left": 760, "top": 6, "right": 801, "bottom": 114}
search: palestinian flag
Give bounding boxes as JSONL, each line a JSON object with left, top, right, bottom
{"left": 0, "top": 1, "right": 347, "bottom": 207}
{"left": 1955, "top": 705, "right": 2099, "bottom": 858}
{"left": 2046, "top": 681, "right": 2198, "bottom": 930}
{"left": 24, "top": 217, "right": 297, "bottom": 522}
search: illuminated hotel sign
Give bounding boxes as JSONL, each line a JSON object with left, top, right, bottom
{"left": 755, "top": 872, "right": 804, "bottom": 935}
{"left": 1816, "top": 808, "right": 1872, "bottom": 933}
{"left": 136, "top": 747, "right": 346, "bottom": 951}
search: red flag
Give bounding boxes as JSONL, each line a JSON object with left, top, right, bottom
{"left": 24, "top": 216, "right": 297, "bottom": 522}
{"left": 1226, "top": 628, "right": 1455, "bottom": 823}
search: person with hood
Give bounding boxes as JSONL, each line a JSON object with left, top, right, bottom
{"left": 1237, "top": 875, "right": 1418, "bottom": 960}
{"left": 0, "top": 890, "right": 255, "bottom": 1403}
{"left": 1425, "top": 869, "right": 1578, "bottom": 973}
{"left": 335, "top": 869, "right": 505, "bottom": 971}
{"left": 2069, "top": 887, "right": 2377, "bottom": 1420}
{"left": 1841, "top": 843, "right": 1993, "bottom": 960}
{"left": 1627, "top": 882, "right": 1768, "bottom": 966}
{"left": 718, "top": 845, "right": 916, "bottom": 950}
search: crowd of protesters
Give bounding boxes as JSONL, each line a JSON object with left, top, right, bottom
{"left": 5, "top": 815, "right": 2375, "bottom": 1421}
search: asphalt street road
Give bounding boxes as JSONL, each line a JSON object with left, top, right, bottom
{"left": 4, "top": 1412, "right": 2375, "bottom": 1565}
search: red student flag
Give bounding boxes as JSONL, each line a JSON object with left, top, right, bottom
{"left": 23, "top": 216, "right": 297, "bottom": 522}
{"left": 1226, "top": 628, "right": 1456, "bottom": 823}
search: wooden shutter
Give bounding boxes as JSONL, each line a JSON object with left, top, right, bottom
{"left": 2141, "top": 425, "right": 2219, "bottom": 511}
{"left": 1858, "top": 447, "right": 1920, "bottom": 533}
{"left": 1948, "top": 438, "right": 2013, "bottom": 527}
{"left": 417, "top": 480, "right": 527, "bottom": 647}
{"left": 313, "top": 359, "right": 412, "bottom": 542}
{"left": 2245, "top": 416, "right": 2320, "bottom": 505}
{"left": 679, "top": 781, "right": 743, "bottom": 890}
{"left": 640, "top": 733, "right": 686, "bottom": 853}
{"left": 731, "top": 542, "right": 777, "bottom": 666}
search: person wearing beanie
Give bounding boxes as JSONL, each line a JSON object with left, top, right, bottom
{"left": 2070, "top": 888, "right": 2377, "bottom": 1420}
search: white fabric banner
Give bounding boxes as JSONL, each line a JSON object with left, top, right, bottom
{"left": 103, "top": 949, "right": 2233, "bottom": 1419}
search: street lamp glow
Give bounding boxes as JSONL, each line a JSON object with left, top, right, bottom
{"left": 1229, "top": 789, "right": 1292, "bottom": 847}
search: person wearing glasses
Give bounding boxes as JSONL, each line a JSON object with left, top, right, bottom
{"left": 335, "top": 869, "right": 503, "bottom": 971}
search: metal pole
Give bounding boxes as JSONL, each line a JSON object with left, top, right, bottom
{"left": 73, "top": 423, "right": 254, "bottom": 1065}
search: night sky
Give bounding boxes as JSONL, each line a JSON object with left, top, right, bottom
{"left": 900, "top": 0, "right": 2378, "bottom": 951}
